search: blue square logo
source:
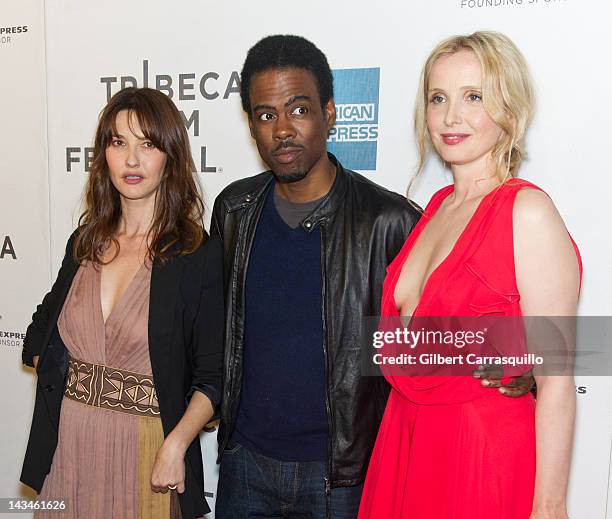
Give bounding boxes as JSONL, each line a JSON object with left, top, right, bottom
{"left": 327, "top": 68, "right": 380, "bottom": 171}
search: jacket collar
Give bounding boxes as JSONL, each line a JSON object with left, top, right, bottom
{"left": 223, "top": 174, "right": 274, "bottom": 213}
{"left": 299, "top": 153, "right": 348, "bottom": 232}
{"left": 223, "top": 152, "right": 349, "bottom": 233}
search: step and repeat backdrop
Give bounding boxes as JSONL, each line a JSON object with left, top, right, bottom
{"left": 1, "top": 0, "right": 611, "bottom": 517}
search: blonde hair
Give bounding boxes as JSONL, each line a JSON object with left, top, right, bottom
{"left": 413, "top": 31, "right": 534, "bottom": 188}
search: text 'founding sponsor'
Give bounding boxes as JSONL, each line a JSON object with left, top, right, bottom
{"left": 461, "top": 0, "right": 567, "bottom": 7}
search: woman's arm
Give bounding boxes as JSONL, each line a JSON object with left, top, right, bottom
{"left": 23, "top": 232, "right": 78, "bottom": 368}
{"left": 186, "top": 237, "right": 224, "bottom": 412}
{"left": 150, "top": 391, "right": 214, "bottom": 493}
{"left": 151, "top": 237, "right": 224, "bottom": 493}
{"left": 514, "top": 188, "right": 581, "bottom": 519}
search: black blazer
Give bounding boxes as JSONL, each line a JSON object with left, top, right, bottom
{"left": 20, "top": 231, "right": 224, "bottom": 519}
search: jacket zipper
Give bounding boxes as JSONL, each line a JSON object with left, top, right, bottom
{"left": 225, "top": 207, "right": 248, "bottom": 454}
{"left": 226, "top": 192, "right": 267, "bottom": 453}
{"left": 320, "top": 223, "right": 333, "bottom": 518}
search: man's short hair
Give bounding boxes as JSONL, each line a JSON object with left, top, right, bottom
{"left": 240, "top": 34, "right": 334, "bottom": 116}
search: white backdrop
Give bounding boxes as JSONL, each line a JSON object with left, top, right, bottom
{"left": 0, "top": 0, "right": 50, "bottom": 514}
{"left": 1, "top": 0, "right": 611, "bottom": 517}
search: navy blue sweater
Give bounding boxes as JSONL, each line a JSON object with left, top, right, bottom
{"left": 233, "top": 187, "right": 328, "bottom": 461}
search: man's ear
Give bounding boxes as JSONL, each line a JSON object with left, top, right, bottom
{"left": 248, "top": 115, "right": 255, "bottom": 139}
{"left": 325, "top": 99, "right": 336, "bottom": 131}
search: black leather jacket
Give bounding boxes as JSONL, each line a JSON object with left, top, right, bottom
{"left": 211, "top": 154, "right": 421, "bottom": 488}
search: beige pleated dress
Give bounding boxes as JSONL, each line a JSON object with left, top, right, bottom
{"left": 36, "top": 261, "right": 180, "bottom": 519}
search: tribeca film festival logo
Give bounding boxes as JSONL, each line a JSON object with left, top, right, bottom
{"left": 327, "top": 68, "right": 380, "bottom": 171}
{"left": 460, "top": 0, "right": 567, "bottom": 8}
{"left": 0, "top": 25, "right": 28, "bottom": 46}
{"left": 1, "top": 236, "right": 17, "bottom": 260}
{"left": 65, "top": 60, "right": 240, "bottom": 175}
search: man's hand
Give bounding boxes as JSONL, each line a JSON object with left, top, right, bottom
{"left": 473, "top": 365, "right": 535, "bottom": 397}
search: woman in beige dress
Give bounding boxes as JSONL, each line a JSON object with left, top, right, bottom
{"left": 21, "top": 87, "right": 223, "bottom": 519}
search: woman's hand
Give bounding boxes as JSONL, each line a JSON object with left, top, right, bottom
{"left": 150, "top": 391, "right": 214, "bottom": 494}
{"left": 33, "top": 356, "right": 39, "bottom": 368}
{"left": 150, "top": 438, "right": 186, "bottom": 494}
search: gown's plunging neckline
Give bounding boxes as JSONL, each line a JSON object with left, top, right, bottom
{"left": 98, "top": 261, "right": 148, "bottom": 327}
{"left": 392, "top": 184, "right": 498, "bottom": 318}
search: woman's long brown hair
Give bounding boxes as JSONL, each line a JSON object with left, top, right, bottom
{"left": 74, "top": 87, "right": 205, "bottom": 264}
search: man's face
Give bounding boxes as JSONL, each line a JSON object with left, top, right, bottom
{"left": 248, "top": 67, "right": 336, "bottom": 183}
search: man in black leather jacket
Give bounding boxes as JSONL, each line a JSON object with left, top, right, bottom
{"left": 212, "top": 35, "right": 420, "bottom": 518}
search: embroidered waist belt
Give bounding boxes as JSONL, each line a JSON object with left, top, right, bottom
{"left": 64, "top": 357, "right": 160, "bottom": 417}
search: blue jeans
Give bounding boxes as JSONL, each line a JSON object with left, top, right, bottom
{"left": 215, "top": 441, "right": 363, "bottom": 518}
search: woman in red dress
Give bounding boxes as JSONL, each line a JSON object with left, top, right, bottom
{"left": 358, "top": 32, "right": 581, "bottom": 519}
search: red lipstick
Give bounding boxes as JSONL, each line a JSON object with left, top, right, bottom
{"left": 441, "top": 133, "right": 470, "bottom": 145}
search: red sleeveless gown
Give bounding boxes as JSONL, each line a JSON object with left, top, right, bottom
{"left": 358, "top": 179, "right": 582, "bottom": 519}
